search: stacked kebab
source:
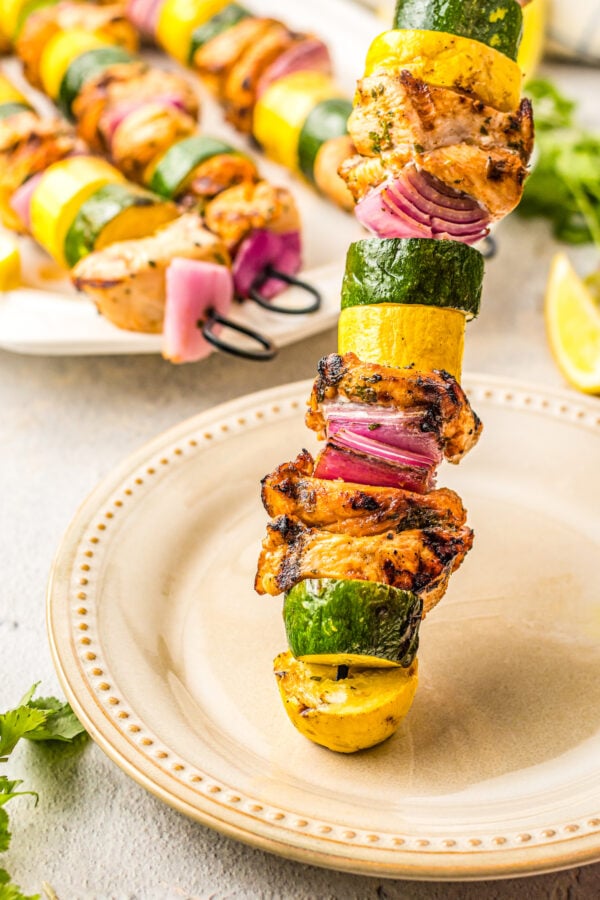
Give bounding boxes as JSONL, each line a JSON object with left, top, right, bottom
{"left": 124, "top": 0, "right": 356, "bottom": 210}
{"left": 254, "top": 0, "right": 534, "bottom": 753}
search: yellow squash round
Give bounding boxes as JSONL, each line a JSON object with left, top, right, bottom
{"left": 254, "top": 71, "right": 345, "bottom": 172}
{"left": 157, "top": 0, "right": 229, "bottom": 63}
{"left": 338, "top": 303, "right": 465, "bottom": 379}
{"left": 364, "top": 29, "right": 522, "bottom": 112}
{"left": 274, "top": 651, "right": 418, "bottom": 753}
{"left": 39, "top": 28, "right": 112, "bottom": 100}
{"left": 30, "top": 156, "right": 125, "bottom": 265}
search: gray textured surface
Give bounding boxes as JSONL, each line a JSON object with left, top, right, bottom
{"left": 1, "top": 63, "right": 600, "bottom": 899}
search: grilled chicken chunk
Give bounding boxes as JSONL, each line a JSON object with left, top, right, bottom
{"left": 0, "top": 113, "right": 78, "bottom": 231}
{"left": 350, "top": 72, "right": 534, "bottom": 163}
{"left": 417, "top": 144, "right": 527, "bottom": 221}
{"left": 313, "top": 135, "right": 356, "bottom": 211}
{"left": 341, "top": 71, "right": 532, "bottom": 220}
{"left": 71, "top": 213, "right": 229, "bottom": 333}
{"left": 187, "top": 153, "right": 258, "bottom": 201}
{"left": 17, "top": 1, "right": 137, "bottom": 89}
{"left": 223, "top": 23, "right": 298, "bottom": 132}
{"left": 262, "top": 450, "right": 467, "bottom": 535}
{"left": 306, "top": 353, "right": 482, "bottom": 464}
{"left": 255, "top": 516, "right": 473, "bottom": 613}
{"left": 109, "top": 103, "right": 198, "bottom": 184}
{"left": 204, "top": 180, "right": 300, "bottom": 250}
{"left": 193, "top": 17, "right": 276, "bottom": 97}
{"left": 75, "top": 63, "right": 199, "bottom": 155}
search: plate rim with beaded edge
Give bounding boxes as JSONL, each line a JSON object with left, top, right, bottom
{"left": 47, "top": 374, "right": 600, "bottom": 880}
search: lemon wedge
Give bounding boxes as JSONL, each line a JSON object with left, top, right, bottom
{"left": 0, "top": 234, "right": 21, "bottom": 290}
{"left": 545, "top": 252, "right": 600, "bottom": 394}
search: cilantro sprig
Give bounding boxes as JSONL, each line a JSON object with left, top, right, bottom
{"left": 0, "top": 685, "right": 87, "bottom": 899}
{"left": 518, "top": 79, "right": 600, "bottom": 248}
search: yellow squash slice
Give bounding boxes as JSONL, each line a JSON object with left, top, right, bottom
{"left": 274, "top": 651, "right": 418, "bottom": 753}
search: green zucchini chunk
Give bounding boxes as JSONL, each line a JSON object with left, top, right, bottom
{"left": 0, "top": 101, "right": 32, "bottom": 120}
{"left": 284, "top": 578, "right": 422, "bottom": 668}
{"left": 14, "top": 0, "right": 59, "bottom": 39}
{"left": 64, "top": 183, "right": 163, "bottom": 267}
{"left": 58, "top": 46, "right": 134, "bottom": 119}
{"left": 189, "top": 3, "right": 250, "bottom": 63}
{"left": 298, "top": 97, "right": 353, "bottom": 182}
{"left": 393, "top": 0, "right": 523, "bottom": 61}
{"left": 341, "top": 237, "right": 483, "bottom": 318}
{"left": 149, "top": 135, "right": 240, "bottom": 199}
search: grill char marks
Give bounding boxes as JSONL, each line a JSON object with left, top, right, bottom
{"left": 306, "top": 353, "right": 482, "bottom": 464}
{"left": 261, "top": 451, "right": 467, "bottom": 536}
{"left": 255, "top": 516, "right": 473, "bottom": 614}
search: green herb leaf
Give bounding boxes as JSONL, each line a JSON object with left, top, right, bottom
{"left": 0, "top": 707, "right": 47, "bottom": 763}
{"left": 0, "top": 867, "right": 40, "bottom": 900}
{"left": 24, "top": 697, "right": 86, "bottom": 744}
{"left": 519, "top": 79, "right": 600, "bottom": 248}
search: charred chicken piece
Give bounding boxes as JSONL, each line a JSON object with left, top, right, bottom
{"left": 255, "top": 515, "right": 473, "bottom": 614}
{"left": 350, "top": 72, "right": 534, "bottom": 163}
{"left": 193, "top": 17, "right": 276, "bottom": 97}
{"left": 0, "top": 113, "right": 78, "bottom": 230}
{"left": 71, "top": 213, "right": 229, "bottom": 333}
{"left": 262, "top": 450, "right": 467, "bottom": 535}
{"left": 222, "top": 22, "right": 299, "bottom": 132}
{"left": 187, "top": 153, "right": 259, "bottom": 201}
{"left": 340, "top": 71, "right": 532, "bottom": 221}
{"left": 74, "top": 63, "right": 200, "bottom": 155}
{"left": 16, "top": 1, "right": 137, "bottom": 89}
{"left": 204, "top": 180, "right": 300, "bottom": 251}
{"left": 109, "top": 103, "right": 198, "bottom": 184}
{"left": 306, "top": 353, "right": 482, "bottom": 464}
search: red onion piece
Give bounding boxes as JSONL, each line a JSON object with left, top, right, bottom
{"left": 232, "top": 229, "right": 301, "bottom": 300}
{"left": 314, "top": 430, "right": 436, "bottom": 494}
{"left": 256, "top": 39, "right": 332, "bottom": 99}
{"left": 399, "top": 169, "right": 486, "bottom": 224}
{"left": 163, "top": 258, "right": 233, "bottom": 363}
{"left": 325, "top": 403, "right": 442, "bottom": 463}
{"left": 356, "top": 168, "right": 490, "bottom": 244}
{"left": 10, "top": 171, "right": 44, "bottom": 232}
{"left": 126, "top": 0, "right": 164, "bottom": 39}
{"left": 103, "top": 95, "right": 188, "bottom": 145}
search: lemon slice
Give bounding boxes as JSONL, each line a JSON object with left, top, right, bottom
{"left": 545, "top": 253, "right": 600, "bottom": 394}
{"left": 0, "top": 234, "right": 21, "bottom": 290}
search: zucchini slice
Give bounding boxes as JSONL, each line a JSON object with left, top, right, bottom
{"left": 148, "top": 135, "right": 241, "bottom": 199}
{"left": 274, "top": 651, "right": 419, "bottom": 753}
{"left": 64, "top": 182, "right": 177, "bottom": 267}
{"left": 0, "top": 101, "right": 32, "bottom": 120}
{"left": 58, "top": 46, "right": 135, "bottom": 119}
{"left": 188, "top": 3, "right": 249, "bottom": 63}
{"left": 341, "top": 237, "right": 483, "bottom": 318}
{"left": 297, "top": 97, "right": 352, "bottom": 183}
{"left": 393, "top": 0, "right": 523, "bottom": 61}
{"left": 284, "top": 578, "right": 421, "bottom": 668}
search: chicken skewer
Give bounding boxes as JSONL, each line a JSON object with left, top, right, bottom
{"left": 11, "top": 7, "right": 321, "bottom": 317}
{"left": 254, "top": 0, "right": 533, "bottom": 753}
{"left": 0, "top": 72, "right": 275, "bottom": 361}
{"left": 124, "top": 0, "right": 356, "bottom": 210}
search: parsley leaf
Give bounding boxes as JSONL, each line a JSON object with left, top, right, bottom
{"left": 0, "top": 867, "right": 40, "bottom": 900}
{"left": 0, "top": 685, "right": 87, "bottom": 896}
{"left": 518, "top": 79, "right": 600, "bottom": 248}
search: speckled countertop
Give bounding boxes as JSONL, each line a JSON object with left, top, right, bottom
{"left": 1, "top": 63, "right": 600, "bottom": 899}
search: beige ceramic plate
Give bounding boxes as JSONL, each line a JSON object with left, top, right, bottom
{"left": 47, "top": 376, "right": 600, "bottom": 880}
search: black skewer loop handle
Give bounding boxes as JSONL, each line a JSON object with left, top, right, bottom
{"left": 480, "top": 234, "right": 498, "bottom": 260}
{"left": 200, "top": 311, "right": 277, "bottom": 361}
{"left": 248, "top": 266, "right": 322, "bottom": 315}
